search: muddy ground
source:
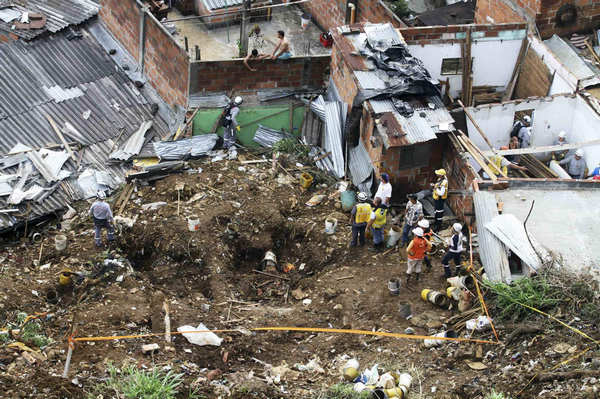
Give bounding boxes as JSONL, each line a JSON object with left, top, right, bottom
{"left": 0, "top": 153, "right": 598, "bottom": 399}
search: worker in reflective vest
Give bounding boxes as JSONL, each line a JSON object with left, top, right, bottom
{"left": 349, "top": 192, "right": 372, "bottom": 247}
{"left": 442, "top": 223, "right": 464, "bottom": 277}
{"left": 366, "top": 197, "right": 387, "bottom": 252}
{"left": 431, "top": 169, "right": 448, "bottom": 231}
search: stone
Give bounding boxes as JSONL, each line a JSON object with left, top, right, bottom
{"left": 141, "top": 343, "right": 160, "bottom": 354}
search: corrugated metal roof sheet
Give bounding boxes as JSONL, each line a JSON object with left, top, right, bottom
{"left": 393, "top": 111, "right": 437, "bottom": 144}
{"left": 348, "top": 139, "right": 373, "bottom": 186}
{"left": 202, "top": 0, "right": 244, "bottom": 11}
{"left": 0, "top": 0, "right": 99, "bottom": 40}
{"left": 0, "top": 27, "right": 169, "bottom": 231}
{"left": 544, "top": 35, "right": 600, "bottom": 86}
{"left": 354, "top": 71, "right": 386, "bottom": 90}
{"left": 369, "top": 99, "right": 395, "bottom": 114}
{"left": 363, "top": 22, "right": 403, "bottom": 49}
{"left": 323, "top": 101, "right": 345, "bottom": 178}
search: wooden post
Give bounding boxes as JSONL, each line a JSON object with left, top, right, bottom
{"left": 239, "top": 0, "right": 250, "bottom": 57}
{"left": 502, "top": 38, "right": 529, "bottom": 102}
{"left": 461, "top": 27, "right": 473, "bottom": 106}
{"left": 195, "top": 45, "right": 200, "bottom": 61}
{"left": 184, "top": 36, "right": 189, "bottom": 53}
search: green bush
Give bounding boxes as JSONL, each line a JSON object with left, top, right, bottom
{"left": 485, "top": 389, "right": 511, "bottom": 399}
{"left": 324, "top": 384, "right": 371, "bottom": 399}
{"left": 272, "top": 138, "right": 309, "bottom": 158}
{"left": 389, "top": 0, "right": 411, "bottom": 19}
{"left": 483, "top": 276, "right": 562, "bottom": 321}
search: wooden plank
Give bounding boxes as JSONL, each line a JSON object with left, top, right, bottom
{"left": 458, "top": 100, "right": 496, "bottom": 153}
{"left": 174, "top": 107, "right": 202, "bottom": 140}
{"left": 459, "top": 132, "right": 507, "bottom": 178}
{"left": 44, "top": 113, "right": 75, "bottom": 160}
{"left": 482, "top": 138, "right": 600, "bottom": 156}
{"left": 455, "top": 133, "right": 498, "bottom": 184}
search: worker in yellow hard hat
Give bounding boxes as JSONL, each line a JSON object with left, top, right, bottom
{"left": 431, "top": 169, "right": 447, "bottom": 231}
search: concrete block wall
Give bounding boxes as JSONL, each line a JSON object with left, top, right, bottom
{"left": 188, "top": 55, "right": 329, "bottom": 93}
{"left": 144, "top": 13, "right": 190, "bottom": 108}
{"left": 303, "top": 0, "right": 404, "bottom": 31}
{"left": 399, "top": 23, "right": 527, "bottom": 45}
{"left": 99, "top": 0, "right": 141, "bottom": 62}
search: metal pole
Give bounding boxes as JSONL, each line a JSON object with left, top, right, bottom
{"left": 195, "top": 45, "right": 200, "bottom": 61}
{"left": 184, "top": 36, "right": 189, "bottom": 53}
{"left": 239, "top": 0, "right": 250, "bottom": 57}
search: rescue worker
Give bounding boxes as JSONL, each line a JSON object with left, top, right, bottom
{"left": 552, "top": 131, "right": 569, "bottom": 161}
{"left": 431, "top": 169, "right": 448, "bottom": 231}
{"left": 485, "top": 147, "right": 527, "bottom": 178}
{"left": 349, "top": 192, "right": 372, "bottom": 248}
{"left": 418, "top": 219, "right": 433, "bottom": 272}
{"left": 506, "top": 136, "right": 520, "bottom": 164}
{"left": 89, "top": 191, "right": 114, "bottom": 248}
{"left": 366, "top": 197, "right": 387, "bottom": 252}
{"left": 442, "top": 223, "right": 464, "bottom": 278}
{"left": 589, "top": 162, "right": 600, "bottom": 180}
{"left": 223, "top": 96, "right": 243, "bottom": 151}
{"left": 374, "top": 173, "right": 392, "bottom": 207}
{"left": 516, "top": 115, "right": 532, "bottom": 148}
{"left": 400, "top": 194, "right": 423, "bottom": 247}
{"left": 406, "top": 227, "right": 431, "bottom": 284}
{"left": 559, "top": 149, "right": 586, "bottom": 179}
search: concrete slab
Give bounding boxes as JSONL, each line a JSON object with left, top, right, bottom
{"left": 168, "top": 6, "right": 330, "bottom": 61}
{"left": 494, "top": 188, "right": 600, "bottom": 277}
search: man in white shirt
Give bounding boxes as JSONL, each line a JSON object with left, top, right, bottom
{"left": 374, "top": 173, "right": 392, "bottom": 207}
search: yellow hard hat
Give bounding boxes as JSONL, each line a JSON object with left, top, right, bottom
{"left": 435, "top": 169, "right": 446, "bottom": 176}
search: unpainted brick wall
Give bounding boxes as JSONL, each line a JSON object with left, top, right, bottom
{"left": 443, "top": 141, "right": 477, "bottom": 224}
{"left": 188, "top": 55, "right": 329, "bottom": 93}
{"left": 536, "top": 0, "right": 600, "bottom": 39}
{"left": 0, "top": 32, "right": 17, "bottom": 43}
{"left": 330, "top": 45, "right": 358, "bottom": 109}
{"left": 475, "top": 0, "right": 531, "bottom": 25}
{"left": 144, "top": 13, "right": 190, "bottom": 108}
{"left": 399, "top": 23, "right": 527, "bottom": 44}
{"left": 99, "top": 0, "right": 141, "bottom": 62}
{"left": 303, "top": 0, "right": 405, "bottom": 31}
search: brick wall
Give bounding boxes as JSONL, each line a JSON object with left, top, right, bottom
{"left": 330, "top": 44, "right": 359, "bottom": 108}
{"left": 444, "top": 143, "right": 477, "bottom": 224}
{"left": 144, "top": 13, "right": 190, "bottom": 108}
{"left": 303, "top": 0, "right": 405, "bottom": 31}
{"left": 99, "top": 0, "right": 141, "bottom": 62}
{"left": 0, "top": 32, "right": 17, "bottom": 43}
{"left": 536, "top": 0, "right": 600, "bottom": 39}
{"left": 399, "top": 23, "right": 527, "bottom": 45}
{"left": 188, "top": 55, "right": 329, "bottom": 93}
{"left": 475, "top": 0, "right": 526, "bottom": 24}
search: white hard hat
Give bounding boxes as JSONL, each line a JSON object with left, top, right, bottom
{"left": 357, "top": 192, "right": 368, "bottom": 202}
{"left": 413, "top": 227, "right": 424, "bottom": 237}
{"left": 234, "top": 96, "right": 243, "bottom": 105}
{"left": 523, "top": 115, "right": 531, "bottom": 123}
{"left": 576, "top": 149, "right": 584, "bottom": 157}
{"left": 558, "top": 131, "right": 567, "bottom": 139}
{"left": 417, "top": 219, "right": 429, "bottom": 229}
{"left": 453, "top": 223, "right": 462, "bottom": 232}
{"left": 97, "top": 191, "right": 106, "bottom": 200}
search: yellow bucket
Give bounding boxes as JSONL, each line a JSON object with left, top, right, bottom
{"left": 59, "top": 270, "right": 73, "bottom": 286}
{"left": 420, "top": 289, "right": 431, "bottom": 301}
{"left": 300, "top": 172, "right": 313, "bottom": 189}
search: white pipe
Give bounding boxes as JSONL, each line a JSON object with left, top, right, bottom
{"left": 549, "top": 160, "right": 572, "bottom": 179}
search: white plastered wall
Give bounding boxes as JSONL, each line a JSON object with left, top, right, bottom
{"left": 465, "top": 94, "right": 600, "bottom": 171}
{"left": 408, "top": 38, "right": 523, "bottom": 99}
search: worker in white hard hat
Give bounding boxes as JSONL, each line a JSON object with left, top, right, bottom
{"left": 431, "top": 169, "right": 448, "bottom": 231}
{"left": 510, "top": 115, "right": 531, "bottom": 146}
{"left": 559, "top": 149, "right": 587, "bottom": 179}
{"left": 406, "top": 227, "right": 431, "bottom": 284}
{"left": 349, "top": 192, "right": 372, "bottom": 248}
{"left": 89, "top": 191, "right": 114, "bottom": 248}
{"left": 441, "top": 223, "right": 464, "bottom": 278}
{"left": 552, "top": 131, "right": 569, "bottom": 161}
{"left": 222, "top": 96, "right": 243, "bottom": 152}
{"left": 418, "top": 219, "right": 433, "bottom": 272}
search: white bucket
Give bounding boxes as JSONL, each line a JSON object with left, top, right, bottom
{"left": 187, "top": 215, "right": 200, "bottom": 231}
{"left": 398, "top": 373, "right": 413, "bottom": 389}
{"left": 325, "top": 217, "right": 338, "bottom": 235}
{"left": 55, "top": 235, "right": 67, "bottom": 251}
{"left": 386, "top": 225, "right": 402, "bottom": 247}
{"left": 301, "top": 13, "right": 311, "bottom": 29}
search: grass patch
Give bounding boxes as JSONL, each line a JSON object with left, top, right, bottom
{"left": 322, "top": 384, "right": 371, "bottom": 399}
{"left": 483, "top": 276, "right": 562, "bottom": 321}
{"left": 89, "top": 365, "right": 185, "bottom": 399}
